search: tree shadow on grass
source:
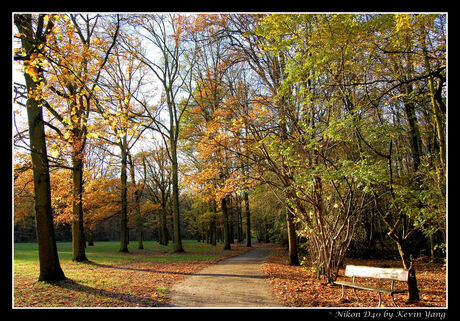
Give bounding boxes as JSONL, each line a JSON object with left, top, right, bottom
{"left": 50, "top": 278, "right": 171, "bottom": 307}
{"left": 83, "top": 260, "right": 268, "bottom": 280}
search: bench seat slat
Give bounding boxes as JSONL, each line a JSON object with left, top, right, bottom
{"left": 334, "top": 280, "right": 406, "bottom": 294}
{"left": 334, "top": 265, "right": 408, "bottom": 307}
{"left": 344, "top": 265, "right": 409, "bottom": 281}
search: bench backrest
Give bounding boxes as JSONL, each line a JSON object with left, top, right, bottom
{"left": 344, "top": 265, "right": 409, "bottom": 282}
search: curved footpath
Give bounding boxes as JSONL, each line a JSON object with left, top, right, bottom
{"left": 169, "top": 245, "right": 284, "bottom": 307}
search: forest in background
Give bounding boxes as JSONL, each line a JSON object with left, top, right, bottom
{"left": 13, "top": 13, "right": 446, "bottom": 295}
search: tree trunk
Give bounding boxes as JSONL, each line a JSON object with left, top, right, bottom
{"left": 136, "top": 211, "right": 144, "bottom": 249}
{"left": 372, "top": 192, "right": 420, "bottom": 300}
{"left": 158, "top": 187, "right": 169, "bottom": 246}
{"left": 71, "top": 153, "right": 88, "bottom": 261}
{"left": 286, "top": 209, "right": 300, "bottom": 266}
{"left": 210, "top": 219, "right": 217, "bottom": 246}
{"left": 237, "top": 198, "right": 243, "bottom": 243}
{"left": 396, "top": 241, "right": 420, "bottom": 301}
{"left": 402, "top": 83, "right": 423, "bottom": 173}
{"left": 210, "top": 200, "right": 217, "bottom": 246}
{"left": 25, "top": 69, "right": 67, "bottom": 280}
{"left": 161, "top": 206, "right": 169, "bottom": 246}
{"left": 129, "top": 154, "right": 143, "bottom": 250}
{"left": 222, "top": 197, "right": 231, "bottom": 250}
{"left": 32, "top": 134, "right": 66, "bottom": 280}
{"left": 244, "top": 191, "right": 251, "bottom": 247}
{"left": 15, "top": 14, "right": 66, "bottom": 281}
{"left": 170, "top": 139, "right": 184, "bottom": 252}
{"left": 87, "top": 229, "right": 94, "bottom": 246}
{"left": 419, "top": 22, "right": 446, "bottom": 171}
{"left": 159, "top": 208, "right": 167, "bottom": 246}
{"left": 228, "top": 197, "right": 234, "bottom": 244}
{"left": 119, "top": 137, "right": 129, "bottom": 252}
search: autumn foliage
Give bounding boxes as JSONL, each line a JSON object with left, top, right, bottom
{"left": 14, "top": 13, "right": 446, "bottom": 307}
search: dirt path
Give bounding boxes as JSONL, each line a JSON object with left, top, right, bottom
{"left": 169, "top": 245, "right": 284, "bottom": 307}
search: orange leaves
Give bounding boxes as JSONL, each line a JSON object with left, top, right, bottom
{"left": 175, "top": 14, "right": 218, "bottom": 37}
{"left": 13, "top": 159, "right": 35, "bottom": 223}
{"left": 261, "top": 246, "right": 446, "bottom": 307}
{"left": 173, "top": 14, "right": 231, "bottom": 51}
{"left": 30, "top": 13, "right": 122, "bottom": 156}
{"left": 185, "top": 80, "right": 262, "bottom": 203}
{"left": 43, "top": 166, "right": 121, "bottom": 226}
{"left": 49, "top": 169, "right": 73, "bottom": 224}
{"left": 171, "top": 14, "right": 190, "bottom": 44}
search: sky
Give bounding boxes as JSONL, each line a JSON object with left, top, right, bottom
{"left": 12, "top": 16, "right": 181, "bottom": 172}
{"left": 12, "top": 21, "right": 28, "bottom": 128}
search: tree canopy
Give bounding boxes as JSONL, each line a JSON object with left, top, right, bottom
{"left": 14, "top": 13, "right": 446, "bottom": 294}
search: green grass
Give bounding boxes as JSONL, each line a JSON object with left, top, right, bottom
{"left": 13, "top": 240, "right": 253, "bottom": 307}
{"left": 14, "top": 240, "right": 228, "bottom": 265}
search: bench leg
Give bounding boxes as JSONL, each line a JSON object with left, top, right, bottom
{"left": 378, "top": 292, "right": 382, "bottom": 307}
{"left": 340, "top": 285, "right": 345, "bottom": 299}
{"left": 391, "top": 294, "right": 399, "bottom": 307}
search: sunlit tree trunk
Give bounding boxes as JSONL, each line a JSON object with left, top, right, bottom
{"left": 28, "top": 92, "right": 67, "bottom": 279}
{"left": 119, "top": 135, "right": 129, "bottom": 252}
{"left": 14, "top": 13, "right": 66, "bottom": 281}
{"left": 71, "top": 150, "right": 88, "bottom": 261}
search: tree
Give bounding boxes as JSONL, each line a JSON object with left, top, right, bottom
{"left": 13, "top": 13, "right": 446, "bottom": 304}
{"left": 141, "top": 143, "right": 172, "bottom": 246}
{"left": 122, "top": 14, "right": 197, "bottom": 252}
{"left": 96, "top": 35, "right": 149, "bottom": 252}
{"left": 14, "top": 14, "right": 66, "bottom": 281}
{"left": 191, "top": 13, "right": 446, "bottom": 291}
{"left": 222, "top": 13, "right": 302, "bottom": 264}
{"left": 128, "top": 152, "right": 146, "bottom": 249}
{"left": 178, "top": 18, "right": 242, "bottom": 250}
{"left": 268, "top": 13, "right": 445, "bottom": 297}
{"left": 24, "top": 13, "right": 120, "bottom": 261}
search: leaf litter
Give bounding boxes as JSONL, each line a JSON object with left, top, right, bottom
{"left": 260, "top": 246, "right": 446, "bottom": 307}
{"left": 14, "top": 243, "right": 251, "bottom": 307}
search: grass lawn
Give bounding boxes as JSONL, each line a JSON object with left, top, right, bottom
{"left": 13, "top": 240, "right": 252, "bottom": 307}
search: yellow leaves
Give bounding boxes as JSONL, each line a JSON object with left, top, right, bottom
{"left": 48, "top": 142, "right": 63, "bottom": 160}
{"left": 24, "top": 63, "right": 40, "bottom": 82}
{"left": 395, "top": 14, "right": 413, "bottom": 33}
{"left": 231, "top": 116, "right": 245, "bottom": 130}
{"left": 50, "top": 150, "right": 60, "bottom": 158}
{"left": 70, "top": 113, "right": 79, "bottom": 124}
{"left": 63, "top": 131, "right": 72, "bottom": 140}
{"left": 86, "top": 132, "right": 99, "bottom": 139}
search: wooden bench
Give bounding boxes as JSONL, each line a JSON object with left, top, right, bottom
{"left": 334, "top": 265, "right": 408, "bottom": 307}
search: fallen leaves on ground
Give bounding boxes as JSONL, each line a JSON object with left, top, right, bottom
{"left": 260, "top": 245, "right": 446, "bottom": 308}
{"left": 14, "top": 243, "right": 251, "bottom": 307}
